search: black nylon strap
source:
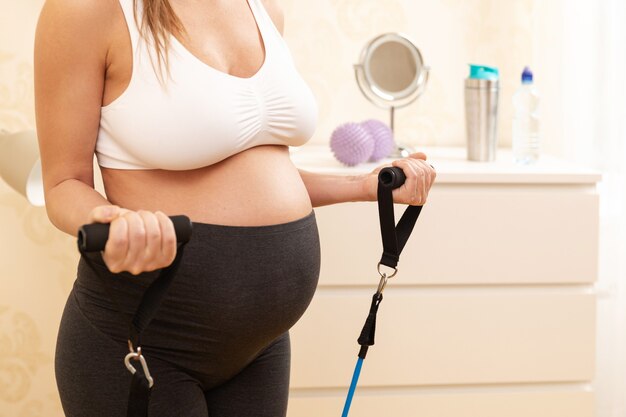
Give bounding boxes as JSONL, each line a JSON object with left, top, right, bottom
{"left": 346, "top": 168, "right": 426, "bottom": 417}
{"left": 126, "top": 370, "right": 151, "bottom": 417}
{"left": 78, "top": 242, "right": 188, "bottom": 417}
{"left": 127, "top": 243, "right": 187, "bottom": 348}
{"left": 78, "top": 242, "right": 188, "bottom": 347}
{"left": 356, "top": 173, "right": 423, "bottom": 354}
{"left": 377, "top": 181, "right": 423, "bottom": 269}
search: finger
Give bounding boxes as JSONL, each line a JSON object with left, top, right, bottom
{"left": 122, "top": 211, "right": 147, "bottom": 275}
{"left": 88, "top": 205, "right": 120, "bottom": 224}
{"left": 406, "top": 158, "right": 430, "bottom": 203}
{"left": 137, "top": 210, "right": 161, "bottom": 271}
{"left": 155, "top": 211, "right": 177, "bottom": 266}
{"left": 418, "top": 160, "right": 437, "bottom": 202}
{"left": 406, "top": 158, "right": 429, "bottom": 205}
{"left": 409, "top": 152, "right": 427, "bottom": 161}
{"left": 417, "top": 159, "right": 436, "bottom": 190}
{"left": 416, "top": 162, "right": 428, "bottom": 204}
{"left": 427, "top": 162, "right": 437, "bottom": 184}
{"left": 103, "top": 216, "right": 129, "bottom": 273}
{"left": 392, "top": 159, "right": 419, "bottom": 205}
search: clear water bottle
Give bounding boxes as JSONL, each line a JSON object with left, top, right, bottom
{"left": 512, "top": 67, "right": 540, "bottom": 164}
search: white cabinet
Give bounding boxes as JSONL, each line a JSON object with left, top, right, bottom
{"left": 288, "top": 146, "right": 600, "bottom": 417}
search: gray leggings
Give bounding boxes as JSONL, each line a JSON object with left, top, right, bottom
{"left": 55, "top": 210, "right": 320, "bottom": 416}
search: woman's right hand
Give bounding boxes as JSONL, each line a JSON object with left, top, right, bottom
{"left": 87, "top": 205, "right": 178, "bottom": 275}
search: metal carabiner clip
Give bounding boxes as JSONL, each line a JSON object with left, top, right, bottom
{"left": 377, "top": 262, "right": 398, "bottom": 279}
{"left": 124, "top": 345, "right": 154, "bottom": 388}
{"left": 376, "top": 262, "right": 398, "bottom": 295}
{"left": 376, "top": 272, "right": 389, "bottom": 295}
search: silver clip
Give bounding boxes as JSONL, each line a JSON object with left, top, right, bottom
{"left": 376, "top": 272, "right": 389, "bottom": 295}
{"left": 124, "top": 346, "right": 154, "bottom": 388}
{"left": 376, "top": 262, "right": 399, "bottom": 295}
{"left": 377, "top": 262, "right": 398, "bottom": 279}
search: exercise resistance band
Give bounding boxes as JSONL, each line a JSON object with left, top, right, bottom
{"left": 78, "top": 216, "right": 193, "bottom": 417}
{"left": 76, "top": 165, "right": 424, "bottom": 417}
{"left": 341, "top": 166, "right": 423, "bottom": 417}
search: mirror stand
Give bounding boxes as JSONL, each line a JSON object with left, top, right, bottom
{"left": 388, "top": 107, "right": 415, "bottom": 157}
{"left": 354, "top": 33, "right": 429, "bottom": 159}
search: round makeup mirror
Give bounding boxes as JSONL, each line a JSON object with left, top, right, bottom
{"left": 355, "top": 33, "right": 430, "bottom": 157}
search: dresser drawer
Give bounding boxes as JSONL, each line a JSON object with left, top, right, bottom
{"left": 315, "top": 185, "right": 599, "bottom": 286}
{"left": 290, "top": 290, "right": 595, "bottom": 387}
{"left": 288, "top": 390, "right": 593, "bottom": 417}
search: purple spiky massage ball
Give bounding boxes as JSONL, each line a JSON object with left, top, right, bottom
{"left": 330, "top": 122, "right": 374, "bottom": 166}
{"left": 361, "top": 119, "right": 395, "bottom": 162}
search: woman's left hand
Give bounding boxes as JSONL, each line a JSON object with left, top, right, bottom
{"left": 364, "top": 152, "right": 436, "bottom": 206}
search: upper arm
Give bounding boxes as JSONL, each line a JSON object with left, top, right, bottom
{"left": 34, "top": 0, "right": 114, "bottom": 196}
{"left": 261, "top": 0, "right": 284, "bottom": 35}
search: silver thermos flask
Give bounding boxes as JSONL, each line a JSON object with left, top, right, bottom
{"left": 464, "top": 65, "right": 500, "bottom": 161}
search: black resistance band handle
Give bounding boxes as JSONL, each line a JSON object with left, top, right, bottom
{"left": 377, "top": 165, "right": 423, "bottom": 270}
{"left": 77, "top": 215, "right": 193, "bottom": 252}
{"left": 378, "top": 166, "right": 406, "bottom": 189}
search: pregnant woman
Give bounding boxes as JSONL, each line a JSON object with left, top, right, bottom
{"left": 34, "top": 0, "right": 436, "bottom": 415}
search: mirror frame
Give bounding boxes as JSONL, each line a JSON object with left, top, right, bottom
{"left": 354, "top": 32, "right": 429, "bottom": 110}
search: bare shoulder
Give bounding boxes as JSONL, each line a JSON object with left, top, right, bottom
{"left": 39, "top": 0, "right": 120, "bottom": 20}
{"left": 260, "top": 0, "right": 284, "bottom": 35}
{"left": 36, "top": 0, "right": 119, "bottom": 48}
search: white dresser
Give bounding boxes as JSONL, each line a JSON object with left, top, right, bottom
{"left": 287, "top": 145, "right": 600, "bottom": 417}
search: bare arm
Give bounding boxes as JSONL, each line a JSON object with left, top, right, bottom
{"left": 298, "top": 152, "right": 435, "bottom": 208}
{"left": 35, "top": 0, "right": 176, "bottom": 275}
{"left": 297, "top": 170, "right": 375, "bottom": 207}
{"left": 34, "top": 0, "right": 114, "bottom": 237}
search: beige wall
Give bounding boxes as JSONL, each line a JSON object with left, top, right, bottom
{"left": 1, "top": 1, "right": 75, "bottom": 415}
{"left": 0, "top": 1, "right": 556, "bottom": 415}
{"left": 284, "top": 0, "right": 533, "bottom": 148}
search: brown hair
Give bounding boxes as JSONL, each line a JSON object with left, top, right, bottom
{"left": 133, "top": 0, "right": 185, "bottom": 80}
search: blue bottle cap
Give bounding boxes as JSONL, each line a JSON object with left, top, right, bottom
{"left": 468, "top": 64, "right": 499, "bottom": 80}
{"left": 522, "top": 66, "right": 533, "bottom": 83}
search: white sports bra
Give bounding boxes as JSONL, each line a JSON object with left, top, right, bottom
{"left": 96, "top": 0, "right": 317, "bottom": 170}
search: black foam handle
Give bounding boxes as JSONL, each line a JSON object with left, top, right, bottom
{"left": 378, "top": 166, "right": 406, "bottom": 190}
{"left": 77, "top": 215, "right": 193, "bottom": 252}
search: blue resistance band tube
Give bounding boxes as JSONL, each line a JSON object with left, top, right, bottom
{"left": 341, "top": 357, "right": 363, "bottom": 417}
{"left": 341, "top": 166, "right": 423, "bottom": 417}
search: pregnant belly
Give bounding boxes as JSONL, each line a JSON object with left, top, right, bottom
{"left": 74, "top": 207, "right": 321, "bottom": 388}
{"left": 100, "top": 144, "right": 313, "bottom": 226}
